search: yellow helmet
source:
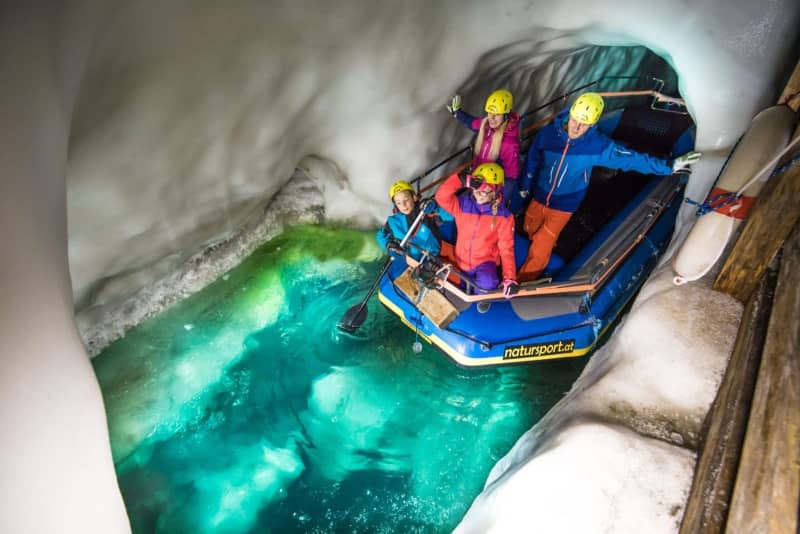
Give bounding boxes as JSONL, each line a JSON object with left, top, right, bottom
{"left": 484, "top": 89, "right": 513, "bottom": 114}
{"left": 388, "top": 180, "right": 415, "bottom": 200}
{"left": 570, "top": 92, "right": 604, "bottom": 125}
{"left": 472, "top": 163, "right": 505, "bottom": 185}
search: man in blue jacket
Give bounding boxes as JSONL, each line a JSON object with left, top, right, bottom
{"left": 517, "top": 92, "right": 701, "bottom": 281}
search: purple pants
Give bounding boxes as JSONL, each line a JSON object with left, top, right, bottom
{"left": 464, "top": 261, "right": 500, "bottom": 291}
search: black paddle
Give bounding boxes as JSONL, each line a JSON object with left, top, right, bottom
{"left": 337, "top": 202, "right": 430, "bottom": 333}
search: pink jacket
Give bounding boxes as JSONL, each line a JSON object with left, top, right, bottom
{"left": 456, "top": 111, "right": 521, "bottom": 181}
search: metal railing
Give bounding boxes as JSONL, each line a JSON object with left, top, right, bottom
{"left": 410, "top": 75, "right": 683, "bottom": 196}
{"left": 397, "top": 75, "right": 690, "bottom": 302}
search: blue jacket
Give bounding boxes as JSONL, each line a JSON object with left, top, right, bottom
{"left": 376, "top": 202, "right": 453, "bottom": 260}
{"left": 521, "top": 110, "right": 674, "bottom": 213}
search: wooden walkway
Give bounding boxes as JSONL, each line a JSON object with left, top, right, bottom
{"left": 679, "top": 60, "right": 800, "bottom": 533}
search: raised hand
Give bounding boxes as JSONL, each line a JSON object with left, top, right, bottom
{"left": 446, "top": 94, "right": 461, "bottom": 116}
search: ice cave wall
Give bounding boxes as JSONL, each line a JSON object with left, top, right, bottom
{"left": 1, "top": 0, "right": 799, "bottom": 532}
{"left": 67, "top": 0, "right": 800, "bottom": 345}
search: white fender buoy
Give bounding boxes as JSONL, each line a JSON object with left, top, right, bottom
{"left": 672, "top": 105, "right": 797, "bottom": 284}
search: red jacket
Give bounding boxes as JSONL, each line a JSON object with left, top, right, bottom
{"left": 435, "top": 173, "right": 516, "bottom": 282}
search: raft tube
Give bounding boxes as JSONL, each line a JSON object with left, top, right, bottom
{"left": 378, "top": 175, "right": 685, "bottom": 367}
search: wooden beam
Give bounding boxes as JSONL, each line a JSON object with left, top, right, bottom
{"left": 778, "top": 55, "right": 800, "bottom": 111}
{"left": 713, "top": 133, "right": 800, "bottom": 301}
{"left": 725, "top": 223, "right": 800, "bottom": 533}
{"left": 777, "top": 122, "right": 800, "bottom": 168}
{"left": 679, "top": 263, "right": 778, "bottom": 534}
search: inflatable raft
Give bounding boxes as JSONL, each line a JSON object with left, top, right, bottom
{"left": 377, "top": 95, "right": 696, "bottom": 367}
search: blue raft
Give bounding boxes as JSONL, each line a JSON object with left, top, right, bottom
{"left": 376, "top": 101, "right": 695, "bottom": 368}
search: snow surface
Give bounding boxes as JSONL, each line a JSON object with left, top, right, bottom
{"left": 1, "top": 1, "right": 798, "bottom": 532}
{"left": 455, "top": 267, "right": 743, "bottom": 533}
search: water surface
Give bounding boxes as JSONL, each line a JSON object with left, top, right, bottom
{"left": 93, "top": 225, "right": 587, "bottom": 533}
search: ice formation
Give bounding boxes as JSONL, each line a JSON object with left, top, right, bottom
{"left": 1, "top": 1, "right": 798, "bottom": 532}
{"left": 455, "top": 267, "right": 744, "bottom": 532}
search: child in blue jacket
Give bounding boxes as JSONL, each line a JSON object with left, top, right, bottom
{"left": 517, "top": 92, "right": 701, "bottom": 281}
{"left": 376, "top": 180, "right": 453, "bottom": 261}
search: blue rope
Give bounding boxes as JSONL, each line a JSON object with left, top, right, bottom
{"left": 407, "top": 272, "right": 429, "bottom": 353}
{"left": 682, "top": 125, "right": 800, "bottom": 218}
{"left": 684, "top": 190, "right": 741, "bottom": 216}
{"left": 685, "top": 152, "right": 800, "bottom": 216}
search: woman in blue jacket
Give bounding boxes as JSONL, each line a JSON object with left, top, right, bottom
{"left": 517, "top": 92, "right": 701, "bottom": 281}
{"left": 376, "top": 180, "right": 453, "bottom": 261}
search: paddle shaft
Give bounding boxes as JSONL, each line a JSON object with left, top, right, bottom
{"left": 345, "top": 256, "right": 393, "bottom": 321}
{"left": 339, "top": 203, "right": 430, "bottom": 330}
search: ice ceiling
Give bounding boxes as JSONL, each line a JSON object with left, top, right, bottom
{"left": 0, "top": 1, "right": 798, "bottom": 532}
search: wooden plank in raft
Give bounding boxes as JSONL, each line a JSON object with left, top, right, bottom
{"left": 394, "top": 268, "right": 458, "bottom": 328}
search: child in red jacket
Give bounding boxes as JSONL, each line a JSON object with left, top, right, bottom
{"left": 435, "top": 163, "right": 518, "bottom": 298}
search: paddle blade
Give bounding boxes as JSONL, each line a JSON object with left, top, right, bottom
{"left": 337, "top": 302, "right": 368, "bottom": 333}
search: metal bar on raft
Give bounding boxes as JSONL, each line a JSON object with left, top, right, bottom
{"left": 406, "top": 75, "right": 667, "bottom": 191}
{"left": 420, "top": 87, "right": 682, "bottom": 190}
{"left": 408, "top": 146, "right": 472, "bottom": 190}
{"left": 401, "top": 176, "right": 683, "bottom": 304}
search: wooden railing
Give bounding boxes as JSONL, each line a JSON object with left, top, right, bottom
{"left": 679, "top": 57, "right": 800, "bottom": 533}
{"left": 679, "top": 230, "right": 799, "bottom": 533}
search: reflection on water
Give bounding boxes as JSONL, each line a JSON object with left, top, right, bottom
{"left": 93, "top": 225, "right": 586, "bottom": 533}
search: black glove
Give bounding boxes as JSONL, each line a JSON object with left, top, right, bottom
{"left": 456, "top": 170, "right": 470, "bottom": 190}
{"left": 386, "top": 240, "right": 403, "bottom": 255}
{"left": 419, "top": 198, "right": 434, "bottom": 213}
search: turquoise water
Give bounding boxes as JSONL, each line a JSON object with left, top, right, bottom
{"left": 93, "top": 225, "right": 587, "bottom": 533}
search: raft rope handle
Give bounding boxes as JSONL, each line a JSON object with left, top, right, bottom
{"left": 409, "top": 253, "right": 454, "bottom": 352}
{"left": 415, "top": 77, "right": 671, "bottom": 194}
{"left": 410, "top": 275, "right": 427, "bottom": 353}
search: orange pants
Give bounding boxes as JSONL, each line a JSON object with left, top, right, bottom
{"left": 518, "top": 200, "right": 573, "bottom": 282}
